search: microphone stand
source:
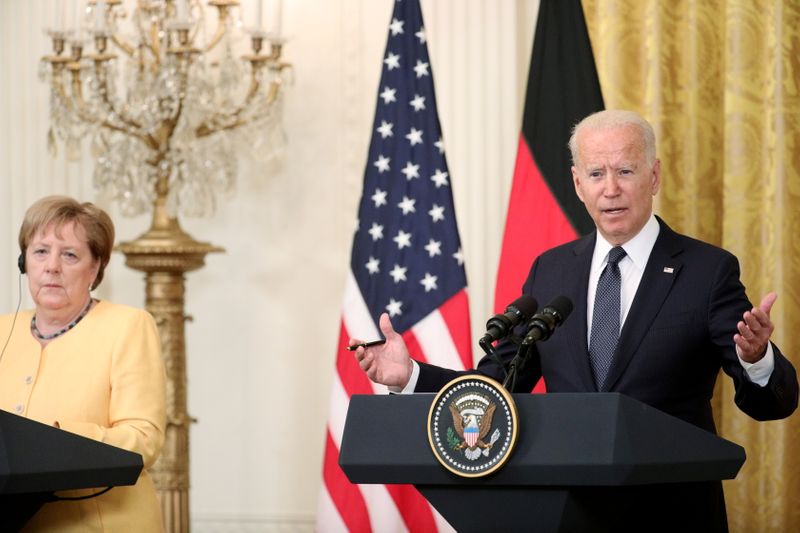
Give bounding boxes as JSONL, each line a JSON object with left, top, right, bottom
{"left": 498, "top": 297, "right": 573, "bottom": 391}
{"left": 501, "top": 339, "right": 535, "bottom": 391}
{"left": 478, "top": 332, "right": 533, "bottom": 391}
{"left": 478, "top": 337, "right": 509, "bottom": 380}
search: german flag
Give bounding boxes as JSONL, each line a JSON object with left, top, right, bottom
{"left": 494, "top": 0, "right": 604, "bottom": 312}
{"left": 494, "top": 0, "right": 604, "bottom": 391}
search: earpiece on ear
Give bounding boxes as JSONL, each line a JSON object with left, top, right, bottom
{"left": 17, "top": 253, "right": 25, "bottom": 274}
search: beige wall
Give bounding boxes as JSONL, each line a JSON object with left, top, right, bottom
{"left": 0, "top": 0, "right": 539, "bottom": 530}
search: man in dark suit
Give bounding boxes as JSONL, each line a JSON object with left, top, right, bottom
{"left": 353, "top": 109, "right": 798, "bottom": 529}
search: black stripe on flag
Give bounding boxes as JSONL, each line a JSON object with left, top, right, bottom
{"left": 522, "top": 0, "right": 604, "bottom": 235}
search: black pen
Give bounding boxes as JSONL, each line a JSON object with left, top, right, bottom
{"left": 346, "top": 339, "right": 386, "bottom": 351}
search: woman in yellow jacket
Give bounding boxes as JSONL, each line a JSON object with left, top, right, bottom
{"left": 0, "top": 196, "right": 166, "bottom": 532}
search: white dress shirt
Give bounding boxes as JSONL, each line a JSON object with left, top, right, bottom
{"left": 400, "top": 213, "right": 774, "bottom": 392}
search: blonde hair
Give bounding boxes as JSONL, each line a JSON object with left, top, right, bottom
{"left": 19, "top": 196, "right": 115, "bottom": 290}
{"left": 568, "top": 109, "right": 656, "bottom": 168}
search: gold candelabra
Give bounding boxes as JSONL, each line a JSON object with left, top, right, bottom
{"left": 40, "top": 1, "right": 289, "bottom": 531}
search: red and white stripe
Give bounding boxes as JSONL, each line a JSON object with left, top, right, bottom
{"left": 317, "top": 273, "right": 471, "bottom": 532}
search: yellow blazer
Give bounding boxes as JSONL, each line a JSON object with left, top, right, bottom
{"left": 0, "top": 300, "right": 166, "bottom": 532}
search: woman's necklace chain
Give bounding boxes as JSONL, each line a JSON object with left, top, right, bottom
{"left": 31, "top": 298, "right": 94, "bottom": 341}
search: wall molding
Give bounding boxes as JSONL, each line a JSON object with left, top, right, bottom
{"left": 193, "top": 513, "right": 315, "bottom": 533}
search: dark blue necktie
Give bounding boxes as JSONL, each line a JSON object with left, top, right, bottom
{"left": 589, "top": 246, "right": 627, "bottom": 390}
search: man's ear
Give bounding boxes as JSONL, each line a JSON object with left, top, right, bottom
{"left": 651, "top": 159, "right": 662, "bottom": 195}
{"left": 572, "top": 166, "right": 585, "bottom": 203}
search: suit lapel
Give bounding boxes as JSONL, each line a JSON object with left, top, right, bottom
{"left": 602, "top": 219, "right": 684, "bottom": 391}
{"left": 564, "top": 233, "right": 598, "bottom": 392}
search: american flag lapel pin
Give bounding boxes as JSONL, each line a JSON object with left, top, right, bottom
{"left": 663, "top": 267, "right": 674, "bottom": 274}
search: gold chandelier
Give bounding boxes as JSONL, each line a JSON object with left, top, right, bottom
{"left": 41, "top": 0, "right": 289, "bottom": 218}
{"left": 39, "top": 2, "right": 289, "bottom": 531}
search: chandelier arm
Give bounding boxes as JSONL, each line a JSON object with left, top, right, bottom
{"left": 68, "top": 66, "right": 92, "bottom": 118}
{"left": 204, "top": 3, "right": 233, "bottom": 53}
{"left": 188, "top": 12, "right": 203, "bottom": 47}
{"left": 194, "top": 118, "right": 243, "bottom": 138}
{"left": 152, "top": 101, "right": 182, "bottom": 151}
{"left": 263, "top": 77, "right": 281, "bottom": 106}
{"left": 116, "top": 4, "right": 161, "bottom": 72}
{"left": 98, "top": 121, "right": 159, "bottom": 150}
{"left": 90, "top": 58, "right": 146, "bottom": 131}
{"left": 147, "top": 16, "right": 163, "bottom": 69}
{"left": 65, "top": 64, "right": 158, "bottom": 151}
{"left": 101, "top": 0, "right": 137, "bottom": 58}
{"left": 193, "top": 64, "right": 270, "bottom": 138}
{"left": 195, "top": 107, "right": 288, "bottom": 139}
{"left": 204, "top": 24, "right": 225, "bottom": 53}
{"left": 46, "top": 64, "right": 87, "bottom": 141}
{"left": 95, "top": 1, "right": 162, "bottom": 76}
{"left": 49, "top": 63, "right": 74, "bottom": 112}
{"left": 110, "top": 33, "right": 137, "bottom": 57}
{"left": 248, "top": 78, "right": 283, "bottom": 122}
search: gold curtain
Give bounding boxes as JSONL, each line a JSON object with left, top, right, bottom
{"left": 582, "top": 1, "right": 800, "bottom": 530}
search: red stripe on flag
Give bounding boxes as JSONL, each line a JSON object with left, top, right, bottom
{"left": 322, "top": 431, "right": 372, "bottom": 533}
{"left": 332, "top": 318, "right": 444, "bottom": 532}
{"left": 385, "top": 484, "right": 438, "bottom": 532}
{"left": 493, "top": 135, "right": 579, "bottom": 313}
{"left": 438, "top": 289, "right": 473, "bottom": 369}
{"left": 495, "top": 137, "right": 579, "bottom": 394}
{"left": 532, "top": 379, "right": 547, "bottom": 393}
{"left": 336, "top": 322, "right": 377, "bottom": 397}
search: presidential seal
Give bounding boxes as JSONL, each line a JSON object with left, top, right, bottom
{"left": 427, "top": 375, "right": 519, "bottom": 478}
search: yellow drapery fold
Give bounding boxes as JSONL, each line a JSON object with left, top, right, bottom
{"left": 583, "top": 1, "right": 800, "bottom": 530}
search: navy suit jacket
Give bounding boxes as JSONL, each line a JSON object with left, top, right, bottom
{"left": 417, "top": 217, "right": 798, "bottom": 434}
{"left": 414, "top": 218, "right": 797, "bottom": 529}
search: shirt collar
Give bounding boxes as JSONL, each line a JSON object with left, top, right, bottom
{"left": 592, "top": 214, "right": 660, "bottom": 272}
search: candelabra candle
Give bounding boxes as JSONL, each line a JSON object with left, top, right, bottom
{"left": 52, "top": 35, "right": 66, "bottom": 56}
{"left": 273, "top": 0, "right": 283, "bottom": 38}
{"left": 93, "top": 0, "right": 108, "bottom": 34}
{"left": 176, "top": 0, "right": 189, "bottom": 22}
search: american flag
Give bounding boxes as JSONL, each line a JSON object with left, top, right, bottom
{"left": 318, "top": 0, "right": 472, "bottom": 531}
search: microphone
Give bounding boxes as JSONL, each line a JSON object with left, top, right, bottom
{"left": 521, "top": 296, "right": 573, "bottom": 345}
{"left": 480, "top": 295, "right": 538, "bottom": 347}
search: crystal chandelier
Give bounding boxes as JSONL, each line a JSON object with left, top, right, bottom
{"left": 40, "top": 0, "right": 290, "bottom": 218}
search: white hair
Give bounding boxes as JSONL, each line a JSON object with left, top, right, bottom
{"left": 568, "top": 109, "right": 656, "bottom": 167}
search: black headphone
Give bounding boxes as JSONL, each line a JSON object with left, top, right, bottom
{"left": 2, "top": 254, "right": 25, "bottom": 364}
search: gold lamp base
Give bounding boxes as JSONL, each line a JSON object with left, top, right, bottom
{"left": 117, "top": 214, "right": 222, "bottom": 533}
